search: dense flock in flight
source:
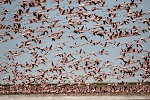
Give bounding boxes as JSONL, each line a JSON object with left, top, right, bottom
{"left": 0, "top": 0, "right": 149, "bottom": 86}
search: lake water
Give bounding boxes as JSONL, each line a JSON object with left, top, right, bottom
{"left": 0, "top": 95, "right": 150, "bottom": 100}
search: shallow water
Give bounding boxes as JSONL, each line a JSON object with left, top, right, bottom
{"left": 0, "top": 95, "right": 150, "bottom": 100}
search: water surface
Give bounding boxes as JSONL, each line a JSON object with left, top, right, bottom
{"left": 0, "top": 95, "right": 150, "bottom": 100}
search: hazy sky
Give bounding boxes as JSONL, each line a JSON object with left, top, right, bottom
{"left": 0, "top": 0, "right": 150, "bottom": 84}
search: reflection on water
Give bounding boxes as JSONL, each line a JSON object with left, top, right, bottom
{"left": 0, "top": 96, "right": 150, "bottom": 100}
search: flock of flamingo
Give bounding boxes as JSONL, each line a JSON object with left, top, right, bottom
{"left": 0, "top": 82, "right": 150, "bottom": 95}
{"left": 0, "top": 0, "right": 150, "bottom": 94}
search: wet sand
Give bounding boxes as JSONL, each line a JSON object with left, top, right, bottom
{"left": 0, "top": 95, "right": 150, "bottom": 100}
